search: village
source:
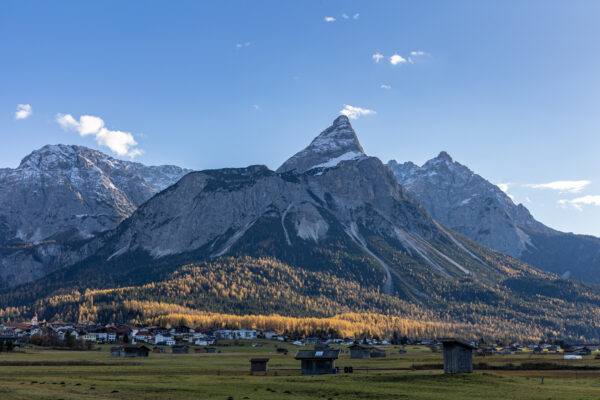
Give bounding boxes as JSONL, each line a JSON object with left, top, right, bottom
{"left": 1, "top": 315, "right": 600, "bottom": 398}
{"left": 1, "top": 314, "right": 598, "bottom": 371}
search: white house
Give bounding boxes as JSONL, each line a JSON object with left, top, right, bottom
{"left": 154, "top": 333, "right": 176, "bottom": 346}
{"left": 233, "top": 329, "right": 257, "bottom": 339}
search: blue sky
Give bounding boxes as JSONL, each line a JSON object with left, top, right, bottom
{"left": 2, "top": 0, "right": 600, "bottom": 236}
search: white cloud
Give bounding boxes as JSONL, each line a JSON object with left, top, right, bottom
{"left": 558, "top": 195, "right": 600, "bottom": 211}
{"left": 380, "top": 84, "right": 391, "bottom": 89}
{"left": 390, "top": 54, "right": 407, "bottom": 65}
{"left": 353, "top": 13, "right": 359, "bottom": 20}
{"left": 526, "top": 180, "right": 591, "bottom": 193}
{"left": 340, "top": 104, "right": 375, "bottom": 120}
{"left": 526, "top": 197, "right": 532, "bottom": 203}
{"left": 372, "top": 52, "right": 384, "bottom": 63}
{"left": 236, "top": 42, "right": 251, "bottom": 48}
{"left": 15, "top": 104, "right": 32, "bottom": 120}
{"left": 56, "top": 113, "right": 142, "bottom": 158}
{"left": 342, "top": 13, "right": 349, "bottom": 19}
{"left": 253, "top": 104, "right": 260, "bottom": 110}
{"left": 497, "top": 183, "right": 510, "bottom": 193}
{"left": 324, "top": 16, "right": 336, "bottom": 22}
{"left": 408, "top": 50, "right": 426, "bottom": 64}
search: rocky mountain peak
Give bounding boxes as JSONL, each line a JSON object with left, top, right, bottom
{"left": 276, "top": 115, "right": 366, "bottom": 174}
{"left": 436, "top": 151, "right": 453, "bottom": 163}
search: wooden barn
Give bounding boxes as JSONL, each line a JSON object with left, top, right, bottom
{"left": 250, "top": 358, "right": 269, "bottom": 375}
{"left": 441, "top": 338, "right": 476, "bottom": 373}
{"left": 349, "top": 344, "right": 387, "bottom": 359}
{"left": 110, "top": 346, "right": 122, "bottom": 357}
{"left": 111, "top": 344, "right": 151, "bottom": 357}
{"left": 294, "top": 349, "right": 340, "bottom": 375}
{"left": 172, "top": 345, "right": 189, "bottom": 354}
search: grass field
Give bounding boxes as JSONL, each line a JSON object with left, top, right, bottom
{"left": 1, "top": 341, "right": 600, "bottom": 399}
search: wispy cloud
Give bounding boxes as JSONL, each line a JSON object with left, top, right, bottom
{"left": 408, "top": 50, "right": 426, "bottom": 64}
{"left": 380, "top": 84, "right": 391, "bottom": 89}
{"left": 324, "top": 16, "right": 336, "bottom": 22}
{"left": 15, "top": 104, "right": 32, "bottom": 120}
{"left": 558, "top": 195, "right": 600, "bottom": 210}
{"left": 372, "top": 52, "right": 384, "bottom": 63}
{"left": 236, "top": 42, "right": 251, "bottom": 48}
{"left": 341, "top": 13, "right": 358, "bottom": 20}
{"left": 253, "top": 104, "right": 260, "bottom": 110}
{"left": 390, "top": 54, "right": 407, "bottom": 66}
{"left": 340, "top": 104, "right": 375, "bottom": 120}
{"left": 56, "top": 113, "right": 142, "bottom": 158}
{"left": 526, "top": 180, "right": 591, "bottom": 193}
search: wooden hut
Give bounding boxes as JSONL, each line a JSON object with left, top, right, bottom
{"left": 110, "top": 346, "right": 122, "bottom": 356}
{"left": 441, "top": 339, "right": 475, "bottom": 373}
{"left": 172, "top": 344, "right": 189, "bottom": 354}
{"left": 349, "top": 344, "right": 387, "bottom": 359}
{"left": 124, "top": 344, "right": 151, "bottom": 357}
{"left": 250, "top": 358, "right": 269, "bottom": 375}
{"left": 294, "top": 349, "right": 340, "bottom": 375}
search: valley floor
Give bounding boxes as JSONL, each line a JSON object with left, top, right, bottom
{"left": 1, "top": 341, "right": 599, "bottom": 399}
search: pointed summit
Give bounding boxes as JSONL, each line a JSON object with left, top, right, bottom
{"left": 436, "top": 151, "right": 453, "bottom": 163}
{"left": 276, "top": 115, "right": 366, "bottom": 173}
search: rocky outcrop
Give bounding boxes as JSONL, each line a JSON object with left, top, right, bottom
{"left": 0, "top": 144, "right": 190, "bottom": 287}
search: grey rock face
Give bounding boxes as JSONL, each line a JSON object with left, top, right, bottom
{"left": 101, "top": 118, "right": 484, "bottom": 297}
{"left": 108, "top": 156, "right": 438, "bottom": 262}
{"left": 0, "top": 144, "right": 190, "bottom": 288}
{"left": 387, "top": 152, "right": 600, "bottom": 284}
{"left": 0, "top": 144, "right": 191, "bottom": 243}
{"left": 276, "top": 115, "right": 366, "bottom": 173}
{"left": 387, "top": 152, "right": 550, "bottom": 258}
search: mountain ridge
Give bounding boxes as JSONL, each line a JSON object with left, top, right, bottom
{"left": 387, "top": 152, "right": 600, "bottom": 283}
{"left": 2, "top": 117, "right": 600, "bottom": 340}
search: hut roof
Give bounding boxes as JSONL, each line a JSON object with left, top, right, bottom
{"left": 294, "top": 349, "right": 340, "bottom": 360}
{"left": 440, "top": 338, "right": 476, "bottom": 349}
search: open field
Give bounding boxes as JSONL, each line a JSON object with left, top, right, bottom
{"left": 1, "top": 341, "right": 600, "bottom": 399}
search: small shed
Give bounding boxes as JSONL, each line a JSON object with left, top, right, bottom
{"left": 110, "top": 346, "right": 122, "bottom": 356}
{"left": 295, "top": 349, "right": 340, "bottom": 375}
{"left": 250, "top": 358, "right": 269, "bottom": 375}
{"left": 441, "top": 338, "right": 475, "bottom": 373}
{"left": 349, "top": 344, "right": 387, "bottom": 359}
{"left": 172, "top": 345, "right": 189, "bottom": 354}
{"left": 122, "top": 344, "right": 151, "bottom": 357}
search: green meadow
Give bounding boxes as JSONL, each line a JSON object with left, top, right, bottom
{"left": 1, "top": 341, "right": 599, "bottom": 399}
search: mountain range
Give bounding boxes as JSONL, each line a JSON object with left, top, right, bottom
{"left": 0, "top": 116, "right": 599, "bottom": 340}
{"left": 0, "top": 144, "right": 189, "bottom": 288}
{"left": 387, "top": 153, "right": 600, "bottom": 283}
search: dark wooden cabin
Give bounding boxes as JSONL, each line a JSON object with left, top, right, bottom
{"left": 172, "top": 344, "right": 189, "bottom": 354}
{"left": 112, "top": 344, "right": 151, "bottom": 357}
{"left": 250, "top": 358, "right": 269, "bottom": 374}
{"left": 441, "top": 338, "right": 476, "bottom": 373}
{"left": 294, "top": 349, "right": 340, "bottom": 375}
{"left": 349, "top": 344, "right": 387, "bottom": 359}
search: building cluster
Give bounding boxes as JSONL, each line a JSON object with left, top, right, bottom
{"left": 0, "top": 319, "right": 271, "bottom": 347}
